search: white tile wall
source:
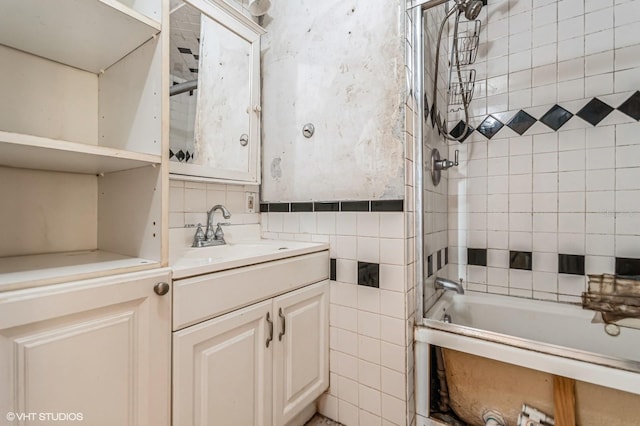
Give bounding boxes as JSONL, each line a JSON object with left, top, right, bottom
{"left": 169, "top": 179, "right": 259, "bottom": 228}
{"left": 265, "top": 209, "right": 410, "bottom": 426}
{"left": 448, "top": 0, "right": 640, "bottom": 302}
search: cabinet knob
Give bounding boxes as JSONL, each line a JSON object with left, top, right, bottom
{"left": 154, "top": 282, "right": 170, "bottom": 296}
{"left": 253, "top": 105, "right": 262, "bottom": 112}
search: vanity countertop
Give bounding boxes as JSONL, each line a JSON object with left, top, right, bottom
{"left": 169, "top": 225, "right": 329, "bottom": 279}
{"left": 171, "top": 239, "right": 329, "bottom": 279}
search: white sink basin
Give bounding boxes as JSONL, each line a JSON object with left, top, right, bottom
{"left": 170, "top": 237, "right": 328, "bottom": 279}
{"left": 179, "top": 242, "right": 293, "bottom": 260}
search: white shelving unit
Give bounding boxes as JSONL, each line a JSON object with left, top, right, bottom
{"left": 0, "top": 131, "right": 161, "bottom": 174}
{"left": 0, "top": 0, "right": 161, "bottom": 74}
{"left": 0, "top": 251, "right": 157, "bottom": 291}
{"left": 0, "top": 0, "right": 168, "bottom": 290}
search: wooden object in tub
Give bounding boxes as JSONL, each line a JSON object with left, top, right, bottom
{"left": 553, "top": 375, "right": 576, "bottom": 426}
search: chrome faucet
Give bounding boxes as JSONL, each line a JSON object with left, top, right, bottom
{"left": 434, "top": 276, "right": 465, "bottom": 294}
{"left": 192, "top": 205, "right": 232, "bottom": 247}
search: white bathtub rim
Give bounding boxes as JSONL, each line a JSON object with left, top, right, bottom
{"left": 426, "top": 291, "right": 596, "bottom": 322}
{"left": 422, "top": 317, "right": 640, "bottom": 374}
{"left": 415, "top": 325, "right": 640, "bottom": 396}
{"left": 424, "top": 290, "right": 640, "bottom": 371}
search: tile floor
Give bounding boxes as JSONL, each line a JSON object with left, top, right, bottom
{"left": 305, "top": 413, "right": 344, "bottom": 426}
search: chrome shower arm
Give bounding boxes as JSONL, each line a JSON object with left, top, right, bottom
{"left": 409, "top": 0, "right": 450, "bottom": 11}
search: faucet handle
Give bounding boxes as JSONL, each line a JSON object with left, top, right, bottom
{"left": 214, "top": 222, "right": 231, "bottom": 241}
{"left": 192, "top": 223, "right": 206, "bottom": 247}
{"left": 453, "top": 149, "right": 459, "bottom": 166}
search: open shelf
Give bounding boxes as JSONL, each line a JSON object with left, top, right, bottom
{"left": 0, "top": 250, "right": 160, "bottom": 292}
{"left": 0, "top": 0, "right": 160, "bottom": 73}
{"left": 0, "top": 131, "right": 161, "bottom": 174}
{"left": 0, "top": 0, "right": 166, "bottom": 290}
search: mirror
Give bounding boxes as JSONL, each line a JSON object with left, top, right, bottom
{"left": 169, "top": 0, "right": 264, "bottom": 183}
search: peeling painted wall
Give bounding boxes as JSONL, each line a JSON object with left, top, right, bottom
{"left": 261, "top": 0, "right": 406, "bottom": 202}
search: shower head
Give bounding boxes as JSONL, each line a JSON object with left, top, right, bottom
{"left": 458, "top": 0, "right": 483, "bottom": 20}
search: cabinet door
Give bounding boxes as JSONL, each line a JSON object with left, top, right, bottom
{"left": 0, "top": 269, "right": 172, "bottom": 426}
{"left": 173, "top": 299, "right": 273, "bottom": 426}
{"left": 169, "top": 0, "right": 265, "bottom": 184}
{"left": 273, "top": 281, "right": 329, "bottom": 426}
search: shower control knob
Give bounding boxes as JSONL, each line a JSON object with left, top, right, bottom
{"left": 434, "top": 149, "right": 459, "bottom": 171}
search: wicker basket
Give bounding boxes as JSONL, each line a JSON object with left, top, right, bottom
{"left": 587, "top": 273, "right": 640, "bottom": 296}
{"left": 583, "top": 274, "right": 640, "bottom": 319}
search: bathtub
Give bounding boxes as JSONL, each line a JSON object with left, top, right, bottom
{"left": 414, "top": 291, "right": 640, "bottom": 424}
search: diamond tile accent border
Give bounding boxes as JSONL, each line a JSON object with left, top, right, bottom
{"left": 507, "top": 110, "right": 537, "bottom": 135}
{"left": 477, "top": 115, "right": 504, "bottom": 139}
{"left": 169, "top": 149, "right": 195, "bottom": 163}
{"left": 430, "top": 104, "right": 437, "bottom": 128}
{"left": 449, "top": 120, "right": 474, "bottom": 142}
{"left": 618, "top": 91, "right": 640, "bottom": 121}
{"left": 539, "top": 104, "right": 573, "bottom": 131}
{"left": 577, "top": 98, "right": 614, "bottom": 126}
{"left": 451, "top": 91, "right": 640, "bottom": 141}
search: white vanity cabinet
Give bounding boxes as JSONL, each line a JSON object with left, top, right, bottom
{"left": 173, "top": 299, "right": 274, "bottom": 426}
{"left": 272, "top": 282, "right": 330, "bottom": 426}
{"left": 172, "top": 250, "right": 329, "bottom": 426}
{"left": 0, "top": 269, "right": 172, "bottom": 426}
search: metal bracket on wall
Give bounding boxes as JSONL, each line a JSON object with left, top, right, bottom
{"left": 302, "top": 123, "right": 315, "bottom": 138}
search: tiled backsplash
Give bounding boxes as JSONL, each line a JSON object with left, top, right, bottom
{"left": 168, "top": 179, "right": 259, "bottom": 228}
{"left": 446, "top": 0, "right": 640, "bottom": 303}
